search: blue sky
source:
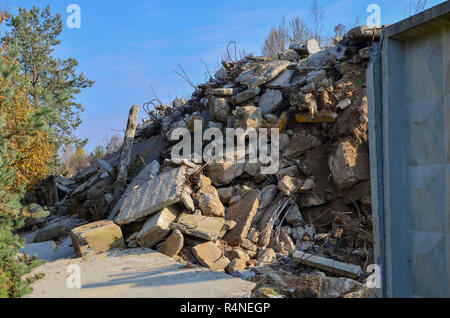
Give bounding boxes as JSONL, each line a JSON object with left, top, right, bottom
{"left": 3, "top": 0, "right": 445, "bottom": 152}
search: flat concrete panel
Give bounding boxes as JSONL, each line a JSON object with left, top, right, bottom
{"left": 411, "top": 230, "right": 447, "bottom": 297}
{"left": 408, "top": 97, "right": 445, "bottom": 166}
{"left": 447, "top": 165, "right": 450, "bottom": 234}
{"left": 405, "top": 31, "right": 443, "bottom": 103}
{"left": 409, "top": 165, "right": 446, "bottom": 234}
{"left": 446, "top": 95, "right": 450, "bottom": 164}
{"left": 368, "top": 2, "right": 450, "bottom": 297}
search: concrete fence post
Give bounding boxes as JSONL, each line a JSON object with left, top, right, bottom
{"left": 117, "top": 105, "right": 139, "bottom": 185}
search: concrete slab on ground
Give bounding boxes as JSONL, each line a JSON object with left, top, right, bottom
{"left": 26, "top": 248, "right": 256, "bottom": 298}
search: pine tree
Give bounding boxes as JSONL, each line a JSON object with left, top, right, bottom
{"left": 0, "top": 12, "right": 47, "bottom": 298}
{"left": 2, "top": 5, "right": 94, "bottom": 150}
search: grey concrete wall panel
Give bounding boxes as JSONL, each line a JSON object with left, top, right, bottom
{"left": 367, "top": 2, "right": 450, "bottom": 297}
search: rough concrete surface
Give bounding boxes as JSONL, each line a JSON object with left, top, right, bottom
{"left": 26, "top": 248, "right": 255, "bottom": 298}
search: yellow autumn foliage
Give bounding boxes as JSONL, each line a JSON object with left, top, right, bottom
{"left": 3, "top": 78, "right": 56, "bottom": 191}
{"left": 0, "top": 11, "right": 56, "bottom": 191}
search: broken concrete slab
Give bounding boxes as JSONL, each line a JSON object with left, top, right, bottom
{"left": 234, "top": 106, "right": 262, "bottom": 130}
{"left": 32, "top": 216, "right": 86, "bottom": 243}
{"left": 74, "top": 164, "right": 97, "bottom": 184}
{"left": 321, "top": 276, "right": 366, "bottom": 298}
{"left": 337, "top": 98, "right": 352, "bottom": 110}
{"left": 345, "top": 25, "right": 382, "bottom": 43}
{"left": 115, "top": 166, "right": 187, "bottom": 225}
{"left": 108, "top": 160, "right": 160, "bottom": 221}
{"left": 293, "top": 251, "right": 363, "bottom": 279}
{"left": 227, "top": 258, "right": 247, "bottom": 273}
{"left": 225, "top": 247, "right": 250, "bottom": 262}
{"left": 328, "top": 139, "right": 370, "bottom": 191}
{"left": 209, "top": 88, "right": 234, "bottom": 96}
{"left": 205, "top": 157, "right": 245, "bottom": 187}
{"left": 256, "top": 248, "right": 276, "bottom": 266}
{"left": 156, "top": 229, "right": 184, "bottom": 258}
{"left": 192, "top": 241, "right": 230, "bottom": 271}
{"left": 70, "top": 220, "right": 125, "bottom": 257}
{"left": 33, "top": 225, "right": 69, "bottom": 243}
{"left": 278, "top": 175, "right": 304, "bottom": 196}
{"left": 196, "top": 184, "right": 225, "bottom": 217}
{"left": 305, "top": 39, "right": 321, "bottom": 55}
{"left": 290, "top": 39, "right": 321, "bottom": 56}
{"left": 259, "top": 89, "right": 283, "bottom": 115}
{"left": 136, "top": 206, "right": 179, "bottom": 248}
{"left": 208, "top": 95, "right": 230, "bottom": 123}
{"left": 230, "top": 87, "right": 260, "bottom": 105}
{"left": 223, "top": 190, "right": 260, "bottom": 246}
{"left": 266, "top": 69, "right": 294, "bottom": 89}
{"left": 276, "top": 166, "right": 300, "bottom": 180}
{"left": 278, "top": 49, "right": 301, "bottom": 61}
{"left": 169, "top": 213, "right": 225, "bottom": 241}
{"left": 236, "top": 60, "right": 290, "bottom": 88}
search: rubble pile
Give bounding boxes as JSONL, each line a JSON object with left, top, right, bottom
{"left": 20, "top": 25, "right": 382, "bottom": 298}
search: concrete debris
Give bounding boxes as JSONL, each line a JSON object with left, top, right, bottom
{"left": 328, "top": 139, "right": 370, "bottom": 191}
{"left": 337, "top": 98, "right": 352, "bottom": 110}
{"left": 136, "top": 206, "right": 179, "bottom": 248}
{"left": 223, "top": 189, "right": 260, "bottom": 246}
{"left": 204, "top": 149, "right": 245, "bottom": 186}
{"left": 293, "top": 251, "right": 363, "bottom": 279}
{"left": 278, "top": 175, "right": 304, "bottom": 196}
{"left": 208, "top": 95, "right": 230, "bottom": 123}
{"left": 225, "top": 247, "right": 250, "bottom": 262}
{"left": 32, "top": 216, "right": 86, "bottom": 243}
{"left": 169, "top": 213, "right": 225, "bottom": 241}
{"left": 256, "top": 248, "right": 276, "bottom": 266}
{"left": 235, "top": 60, "right": 290, "bottom": 88}
{"left": 23, "top": 26, "right": 380, "bottom": 298}
{"left": 230, "top": 87, "right": 260, "bottom": 105}
{"left": 227, "top": 259, "right": 247, "bottom": 273}
{"left": 117, "top": 105, "right": 139, "bottom": 185}
{"left": 234, "top": 106, "right": 262, "bottom": 129}
{"left": 259, "top": 89, "right": 283, "bottom": 115}
{"left": 278, "top": 49, "right": 301, "bottom": 61}
{"left": 115, "top": 166, "right": 188, "bottom": 225}
{"left": 156, "top": 229, "right": 184, "bottom": 258}
{"left": 192, "top": 241, "right": 230, "bottom": 271}
{"left": 345, "top": 25, "right": 382, "bottom": 43}
{"left": 70, "top": 220, "right": 125, "bottom": 257}
{"left": 266, "top": 69, "right": 294, "bottom": 89}
{"left": 196, "top": 183, "right": 225, "bottom": 217}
